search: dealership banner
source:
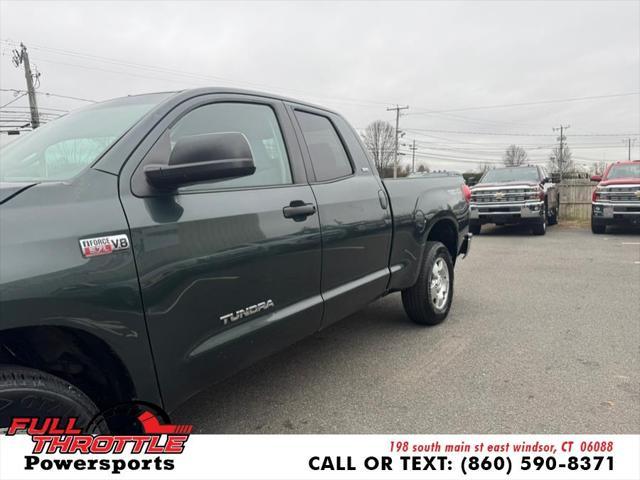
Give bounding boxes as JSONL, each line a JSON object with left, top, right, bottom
{"left": 0, "top": 434, "right": 638, "bottom": 479}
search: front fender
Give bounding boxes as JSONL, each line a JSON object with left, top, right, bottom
{"left": 0, "top": 169, "right": 162, "bottom": 407}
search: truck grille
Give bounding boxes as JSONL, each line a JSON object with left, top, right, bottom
{"left": 599, "top": 185, "right": 640, "bottom": 203}
{"left": 471, "top": 187, "right": 539, "bottom": 204}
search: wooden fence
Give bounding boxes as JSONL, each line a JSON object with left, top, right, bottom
{"left": 558, "top": 180, "right": 596, "bottom": 221}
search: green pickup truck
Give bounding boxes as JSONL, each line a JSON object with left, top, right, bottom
{"left": 0, "top": 88, "right": 471, "bottom": 431}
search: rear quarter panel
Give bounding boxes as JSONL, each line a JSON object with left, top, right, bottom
{"left": 384, "top": 175, "right": 469, "bottom": 291}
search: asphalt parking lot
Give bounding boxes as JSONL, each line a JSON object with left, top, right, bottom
{"left": 174, "top": 224, "right": 640, "bottom": 434}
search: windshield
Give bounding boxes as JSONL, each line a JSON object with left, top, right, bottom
{"left": 480, "top": 167, "right": 539, "bottom": 183}
{"left": 0, "top": 93, "right": 170, "bottom": 182}
{"left": 606, "top": 163, "right": 640, "bottom": 179}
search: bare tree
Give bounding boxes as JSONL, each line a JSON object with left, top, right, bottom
{"left": 548, "top": 144, "right": 574, "bottom": 178}
{"left": 417, "top": 162, "right": 430, "bottom": 173}
{"left": 478, "top": 163, "right": 494, "bottom": 174}
{"left": 503, "top": 144, "right": 528, "bottom": 166}
{"left": 590, "top": 160, "right": 607, "bottom": 175}
{"left": 397, "top": 164, "right": 410, "bottom": 177}
{"left": 362, "top": 120, "right": 395, "bottom": 176}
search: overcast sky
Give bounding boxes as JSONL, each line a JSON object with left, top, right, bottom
{"left": 1, "top": 0, "right": 639, "bottom": 171}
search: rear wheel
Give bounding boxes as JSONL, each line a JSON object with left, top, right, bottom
{"left": 402, "top": 241, "right": 454, "bottom": 325}
{"left": 548, "top": 198, "right": 559, "bottom": 225}
{"left": 0, "top": 366, "right": 100, "bottom": 433}
{"left": 469, "top": 223, "right": 481, "bottom": 235}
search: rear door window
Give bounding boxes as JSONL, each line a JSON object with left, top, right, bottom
{"left": 295, "top": 111, "right": 353, "bottom": 182}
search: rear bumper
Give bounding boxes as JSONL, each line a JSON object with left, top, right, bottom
{"left": 459, "top": 233, "right": 472, "bottom": 258}
{"left": 470, "top": 201, "right": 544, "bottom": 224}
{"left": 592, "top": 202, "right": 640, "bottom": 225}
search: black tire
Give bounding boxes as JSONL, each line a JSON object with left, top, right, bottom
{"left": 0, "top": 365, "right": 100, "bottom": 432}
{"left": 591, "top": 221, "right": 606, "bottom": 234}
{"left": 548, "top": 198, "right": 559, "bottom": 225}
{"left": 532, "top": 205, "right": 547, "bottom": 235}
{"left": 469, "top": 223, "right": 481, "bottom": 235}
{"left": 402, "top": 241, "right": 454, "bottom": 325}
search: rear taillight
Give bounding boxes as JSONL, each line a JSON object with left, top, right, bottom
{"left": 462, "top": 184, "right": 471, "bottom": 204}
{"left": 538, "top": 188, "right": 545, "bottom": 201}
{"left": 592, "top": 188, "right": 600, "bottom": 202}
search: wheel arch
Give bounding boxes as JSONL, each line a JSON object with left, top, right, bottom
{"left": 0, "top": 325, "right": 136, "bottom": 411}
{"left": 425, "top": 215, "right": 459, "bottom": 263}
{"left": 387, "top": 212, "right": 461, "bottom": 292}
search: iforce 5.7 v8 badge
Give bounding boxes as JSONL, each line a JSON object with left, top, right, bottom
{"left": 79, "top": 234, "right": 130, "bottom": 258}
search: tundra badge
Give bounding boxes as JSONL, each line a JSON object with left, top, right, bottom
{"left": 79, "top": 234, "right": 130, "bottom": 258}
{"left": 220, "top": 300, "right": 275, "bottom": 325}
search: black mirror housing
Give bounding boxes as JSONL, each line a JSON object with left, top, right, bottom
{"left": 145, "top": 132, "right": 256, "bottom": 189}
{"left": 144, "top": 158, "right": 255, "bottom": 189}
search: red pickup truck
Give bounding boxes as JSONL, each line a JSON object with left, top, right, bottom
{"left": 590, "top": 161, "right": 640, "bottom": 233}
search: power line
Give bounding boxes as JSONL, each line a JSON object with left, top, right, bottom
{"left": 407, "top": 92, "right": 640, "bottom": 115}
{"left": 4, "top": 39, "right": 637, "bottom": 119}
{"left": 0, "top": 109, "right": 67, "bottom": 117}
{"left": 0, "top": 109, "right": 62, "bottom": 116}
{"left": 32, "top": 49, "right": 640, "bottom": 122}
{"left": 37, "top": 91, "right": 95, "bottom": 103}
{"left": 404, "top": 127, "right": 639, "bottom": 137}
{"left": 0, "top": 104, "right": 70, "bottom": 113}
{"left": 398, "top": 150, "right": 505, "bottom": 165}
{"left": 384, "top": 102, "right": 549, "bottom": 129}
{"left": 2, "top": 39, "right": 638, "bottom": 156}
{"left": 1, "top": 88, "right": 96, "bottom": 104}
{"left": 401, "top": 128, "right": 635, "bottom": 146}
{"left": 410, "top": 138, "right": 624, "bottom": 150}
{"left": 0, "top": 40, "right": 398, "bottom": 109}
{"left": 0, "top": 92, "right": 27, "bottom": 109}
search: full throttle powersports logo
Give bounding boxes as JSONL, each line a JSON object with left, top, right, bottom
{"left": 6, "top": 403, "right": 193, "bottom": 474}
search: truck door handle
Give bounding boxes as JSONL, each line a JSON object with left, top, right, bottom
{"left": 283, "top": 201, "right": 316, "bottom": 221}
{"left": 378, "top": 189, "right": 388, "bottom": 210}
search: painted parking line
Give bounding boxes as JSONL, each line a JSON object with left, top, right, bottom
{"left": 621, "top": 242, "right": 640, "bottom": 245}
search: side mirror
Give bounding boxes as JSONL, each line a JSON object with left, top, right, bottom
{"left": 144, "top": 132, "right": 256, "bottom": 189}
{"left": 541, "top": 176, "right": 551, "bottom": 184}
{"left": 590, "top": 174, "right": 602, "bottom": 182}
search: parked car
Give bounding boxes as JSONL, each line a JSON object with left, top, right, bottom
{"left": 469, "top": 165, "right": 559, "bottom": 235}
{"left": 590, "top": 161, "right": 640, "bottom": 233}
{"left": 0, "top": 88, "right": 471, "bottom": 430}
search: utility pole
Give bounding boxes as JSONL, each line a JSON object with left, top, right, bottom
{"left": 12, "top": 43, "right": 40, "bottom": 129}
{"left": 387, "top": 104, "right": 409, "bottom": 178}
{"left": 409, "top": 139, "right": 418, "bottom": 173}
{"left": 623, "top": 138, "right": 636, "bottom": 160}
{"left": 552, "top": 124, "right": 570, "bottom": 178}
